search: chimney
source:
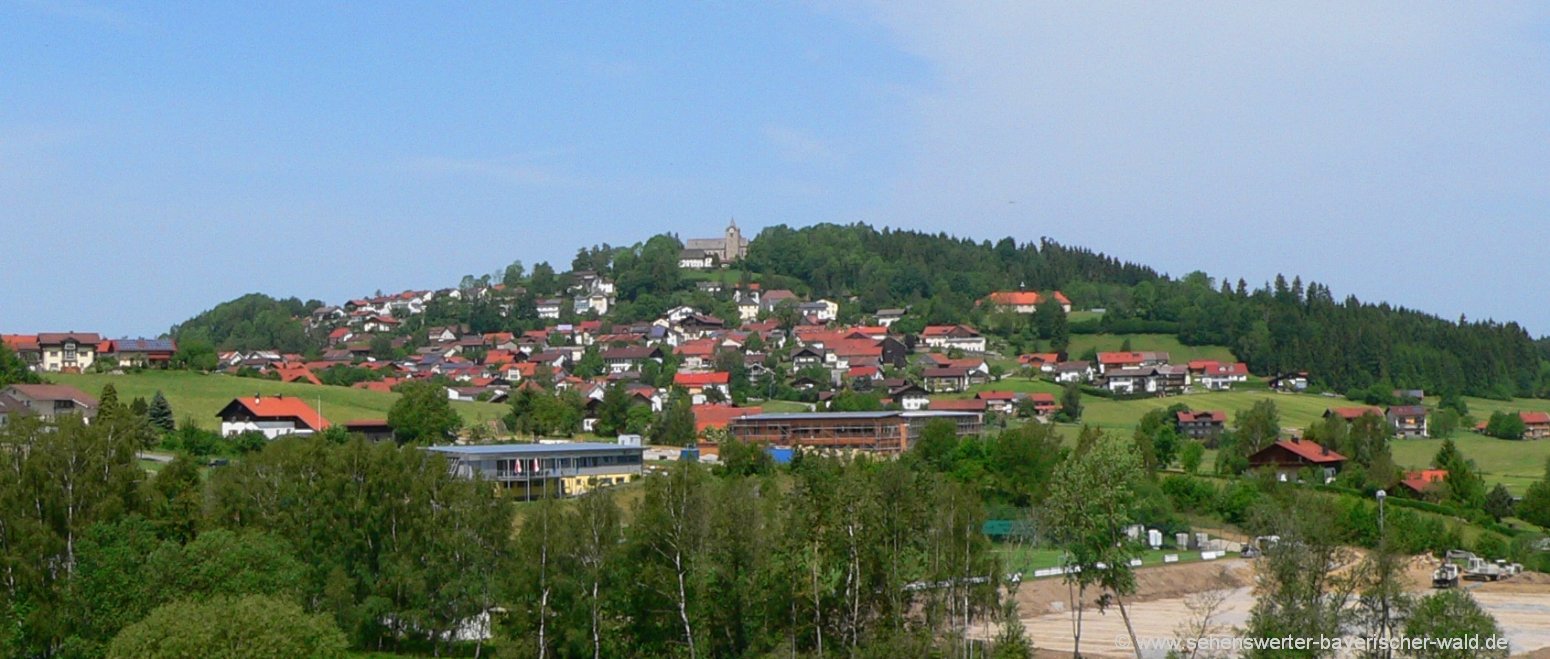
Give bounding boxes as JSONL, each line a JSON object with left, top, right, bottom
{"left": 1322, "top": 444, "right": 1331, "bottom": 456}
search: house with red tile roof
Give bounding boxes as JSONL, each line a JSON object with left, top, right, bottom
{"left": 1324, "top": 406, "right": 1385, "bottom": 422}
{"left": 1026, "top": 392, "right": 1058, "bottom": 418}
{"left": 1176, "top": 410, "right": 1227, "bottom": 440}
{"left": 1019, "top": 352, "right": 1062, "bottom": 372}
{"left": 1247, "top": 437, "right": 1346, "bottom": 482}
{"left": 1385, "top": 405, "right": 1429, "bottom": 438}
{"left": 674, "top": 371, "right": 731, "bottom": 404}
{"left": 920, "top": 325, "right": 985, "bottom": 353}
{"left": 1187, "top": 360, "right": 1250, "bottom": 391}
{"left": 1096, "top": 351, "right": 1169, "bottom": 374}
{"left": 1399, "top": 469, "right": 1448, "bottom": 496}
{"left": 1524, "top": 411, "right": 1550, "bottom": 439}
{"left": 983, "top": 290, "right": 1071, "bottom": 314}
{"left": 974, "top": 390, "right": 1018, "bottom": 415}
{"left": 216, "top": 394, "right": 330, "bottom": 439}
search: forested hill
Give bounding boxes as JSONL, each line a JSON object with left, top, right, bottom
{"left": 161, "top": 222, "right": 1542, "bottom": 399}
{"left": 745, "top": 224, "right": 1541, "bottom": 399}
{"left": 170, "top": 293, "right": 322, "bottom": 354}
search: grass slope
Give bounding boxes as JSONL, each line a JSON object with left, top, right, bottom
{"left": 1065, "top": 334, "right": 1236, "bottom": 363}
{"left": 52, "top": 371, "right": 508, "bottom": 430}
{"left": 1074, "top": 389, "right": 1550, "bottom": 494}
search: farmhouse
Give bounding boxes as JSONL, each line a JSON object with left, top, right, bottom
{"left": 0, "top": 384, "right": 99, "bottom": 424}
{"left": 36, "top": 332, "right": 101, "bottom": 373}
{"left": 673, "top": 371, "right": 731, "bottom": 405}
{"left": 215, "top": 395, "right": 330, "bottom": 439}
{"left": 1399, "top": 469, "right": 1447, "bottom": 496}
{"left": 1188, "top": 360, "right": 1249, "bottom": 391}
{"left": 428, "top": 442, "right": 644, "bottom": 499}
{"left": 1247, "top": 438, "right": 1346, "bottom": 483}
{"left": 922, "top": 366, "right": 971, "bottom": 393}
{"left": 1096, "top": 351, "right": 1169, "bottom": 375}
{"left": 983, "top": 290, "right": 1071, "bottom": 314}
{"left": 920, "top": 325, "right": 986, "bottom": 353}
{"left": 1385, "top": 405, "right": 1429, "bottom": 438}
{"left": 1175, "top": 410, "right": 1226, "bottom": 440}
{"left": 678, "top": 248, "right": 715, "bottom": 270}
{"left": 1524, "top": 412, "right": 1550, "bottom": 440}
{"left": 101, "top": 338, "right": 177, "bottom": 368}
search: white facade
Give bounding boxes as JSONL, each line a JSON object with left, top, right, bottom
{"left": 220, "top": 419, "right": 314, "bottom": 440}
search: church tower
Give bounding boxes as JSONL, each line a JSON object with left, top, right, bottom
{"left": 725, "top": 218, "right": 745, "bottom": 261}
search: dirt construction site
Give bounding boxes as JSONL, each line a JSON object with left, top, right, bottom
{"left": 976, "top": 554, "right": 1550, "bottom": 658}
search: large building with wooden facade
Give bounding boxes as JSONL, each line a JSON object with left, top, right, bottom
{"left": 427, "top": 442, "right": 645, "bottom": 499}
{"left": 726, "top": 410, "right": 983, "bottom": 453}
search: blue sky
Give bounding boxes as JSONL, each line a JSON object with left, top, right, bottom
{"left": 5, "top": 2, "right": 1550, "bottom": 337}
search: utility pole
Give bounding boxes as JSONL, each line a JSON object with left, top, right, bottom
{"left": 1377, "top": 488, "right": 1389, "bottom": 658}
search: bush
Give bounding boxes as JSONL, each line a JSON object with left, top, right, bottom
{"left": 108, "top": 595, "right": 347, "bottom": 658}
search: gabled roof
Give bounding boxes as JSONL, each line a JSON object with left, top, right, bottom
{"left": 984, "top": 290, "right": 1070, "bottom": 307}
{"left": 693, "top": 404, "right": 763, "bottom": 432}
{"left": 674, "top": 371, "right": 730, "bottom": 386}
{"left": 922, "top": 324, "right": 980, "bottom": 338}
{"left": 1, "top": 335, "right": 39, "bottom": 351}
{"left": 1386, "top": 405, "right": 1427, "bottom": 417}
{"left": 1401, "top": 469, "right": 1448, "bottom": 493}
{"left": 1326, "top": 406, "right": 1384, "bottom": 421}
{"left": 3, "top": 384, "right": 98, "bottom": 407}
{"left": 976, "top": 391, "right": 1017, "bottom": 401}
{"left": 37, "top": 332, "right": 103, "bottom": 346}
{"left": 1522, "top": 411, "right": 1550, "bottom": 425}
{"left": 217, "top": 396, "right": 330, "bottom": 431}
{"left": 1177, "top": 410, "right": 1227, "bottom": 423}
{"left": 1257, "top": 438, "right": 1346, "bottom": 464}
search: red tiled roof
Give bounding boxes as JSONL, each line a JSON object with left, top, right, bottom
{"left": 1327, "top": 406, "right": 1384, "bottom": 420}
{"left": 1098, "top": 351, "right": 1146, "bottom": 365}
{"left": 222, "top": 396, "right": 330, "bottom": 431}
{"left": 1521, "top": 411, "right": 1550, "bottom": 425}
{"left": 1028, "top": 393, "right": 1057, "bottom": 405}
{"left": 1019, "top": 352, "right": 1060, "bottom": 365}
{"left": 1401, "top": 469, "right": 1448, "bottom": 493}
{"left": 674, "top": 339, "right": 718, "bottom": 358}
{"left": 976, "top": 391, "right": 1016, "bottom": 401}
{"left": 693, "top": 404, "right": 762, "bottom": 432}
{"left": 1177, "top": 410, "right": 1227, "bottom": 423}
{"left": 1267, "top": 438, "right": 1345, "bottom": 464}
{"left": 1, "top": 334, "right": 39, "bottom": 351}
{"left": 674, "top": 371, "right": 730, "bottom": 386}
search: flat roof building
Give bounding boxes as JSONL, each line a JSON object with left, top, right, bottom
{"left": 427, "top": 442, "right": 645, "bottom": 499}
{"left": 726, "top": 410, "right": 982, "bottom": 453}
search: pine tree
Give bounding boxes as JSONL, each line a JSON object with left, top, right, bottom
{"left": 148, "top": 391, "right": 175, "bottom": 434}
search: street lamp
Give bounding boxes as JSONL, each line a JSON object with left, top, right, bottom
{"left": 1376, "top": 489, "right": 1389, "bottom": 657}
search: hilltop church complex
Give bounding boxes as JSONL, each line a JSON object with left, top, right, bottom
{"left": 680, "top": 220, "right": 749, "bottom": 268}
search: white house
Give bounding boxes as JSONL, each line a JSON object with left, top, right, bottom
{"left": 215, "top": 395, "right": 331, "bottom": 439}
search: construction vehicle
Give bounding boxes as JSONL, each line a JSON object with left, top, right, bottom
{"left": 1443, "top": 550, "right": 1524, "bottom": 582}
{"left": 1431, "top": 562, "right": 1460, "bottom": 588}
{"left": 1239, "top": 535, "right": 1280, "bottom": 559}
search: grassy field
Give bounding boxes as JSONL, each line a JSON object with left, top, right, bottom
{"left": 1065, "top": 333, "right": 1237, "bottom": 363}
{"left": 52, "top": 371, "right": 509, "bottom": 430}
{"left": 1070, "top": 388, "right": 1550, "bottom": 494}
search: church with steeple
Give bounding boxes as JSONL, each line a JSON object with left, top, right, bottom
{"left": 684, "top": 219, "right": 749, "bottom": 263}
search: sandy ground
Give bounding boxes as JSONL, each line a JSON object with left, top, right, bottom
{"left": 973, "top": 555, "right": 1550, "bottom": 658}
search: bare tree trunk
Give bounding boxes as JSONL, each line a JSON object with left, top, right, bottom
{"left": 1114, "top": 593, "right": 1141, "bottom": 659}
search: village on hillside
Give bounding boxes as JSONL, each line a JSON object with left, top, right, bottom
{"left": 5, "top": 221, "right": 1548, "bottom": 508}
